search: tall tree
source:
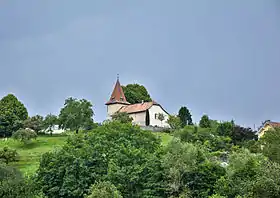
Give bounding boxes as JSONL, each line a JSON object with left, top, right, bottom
{"left": 0, "top": 94, "right": 28, "bottom": 137}
{"left": 199, "top": 115, "right": 211, "bottom": 128}
{"left": 178, "top": 106, "right": 193, "bottom": 127}
{"left": 23, "top": 115, "right": 44, "bottom": 133}
{"left": 59, "top": 97, "right": 94, "bottom": 134}
{"left": 43, "top": 114, "right": 58, "bottom": 135}
{"left": 122, "top": 84, "right": 152, "bottom": 104}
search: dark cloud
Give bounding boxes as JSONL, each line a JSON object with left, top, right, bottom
{"left": 0, "top": 0, "right": 280, "bottom": 128}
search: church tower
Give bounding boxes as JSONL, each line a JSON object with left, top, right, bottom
{"left": 105, "top": 76, "right": 130, "bottom": 119}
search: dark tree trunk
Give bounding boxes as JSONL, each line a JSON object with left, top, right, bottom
{"left": 75, "top": 129, "right": 79, "bottom": 134}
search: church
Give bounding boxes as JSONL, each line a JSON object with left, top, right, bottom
{"left": 105, "top": 78, "right": 170, "bottom": 128}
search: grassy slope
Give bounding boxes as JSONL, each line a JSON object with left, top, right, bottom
{"left": 0, "top": 135, "right": 68, "bottom": 176}
{"left": 0, "top": 132, "right": 173, "bottom": 176}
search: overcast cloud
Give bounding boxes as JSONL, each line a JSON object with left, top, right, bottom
{"left": 0, "top": 0, "right": 280, "bottom": 129}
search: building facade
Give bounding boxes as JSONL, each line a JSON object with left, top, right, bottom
{"left": 105, "top": 78, "right": 170, "bottom": 128}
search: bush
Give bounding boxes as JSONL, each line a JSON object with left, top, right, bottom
{"left": 12, "top": 128, "right": 37, "bottom": 144}
{"left": 0, "top": 163, "right": 35, "bottom": 198}
{"left": 35, "top": 122, "right": 165, "bottom": 198}
{"left": 86, "top": 181, "right": 122, "bottom": 198}
{"left": 0, "top": 147, "right": 18, "bottom": 164}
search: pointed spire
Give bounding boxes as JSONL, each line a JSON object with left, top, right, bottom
{"left": 105, "top": 76, "right": 130, "bottom": 105}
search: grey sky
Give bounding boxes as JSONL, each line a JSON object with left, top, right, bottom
{"left": 0, "top": 0, "right": 280, "bottom": 128}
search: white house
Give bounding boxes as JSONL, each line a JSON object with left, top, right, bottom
{"left": 105, "top": 78, "right": 170, "bottom": 128}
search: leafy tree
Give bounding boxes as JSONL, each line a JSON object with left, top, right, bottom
{"left": 167, "top": 115, "right": 182, "bottom": 130}
{"left": 111, "top": 112, "right": 133, "bottom": 124}
{"left": 86, "top": 181, "right": 122, "bottom": 198}
{"left": 0, "top": 163, "right": 36, "bottom": 198}
{"left": 0, "top": 147, "right": 18, "bottom": 164}
{"left": 0, "top": 94, "right": 28, "bottom": 137}
{"left": 23, "top": 115, "right": 44, "bottom": 133}
{"left": 35, "top": 122, "right": 165, "bottom": 198}
{"left": 12, "top": 129, "right": 37, "bottom": 144}
{"left": 214, "top": 149, "right": 266, "bottom": 198}
{"left": 163, "top": 139, "right": 225, "bottom": 197}
{"left": 158, "top": 113, "right": 165, "bottom": 126}
{"left": 259, "top": 128, "right": 280, "bottom": 163}
{"left": 122, "top": 84, "right": 152, "bottom": 104}
{"left": 178, "top": 106, "right": 193, "bottom": 127}
{"left": 59, "top": 97, "right": 94, "bottom": 134}
{"left": 43, "top": 114, "right": 58, "bottom": 135}
{"left": 216, "top": 121, "right": 233, "bottom": 137}
{"left": 199, "top": 115, "right": 211, "bottom": 128}
{"left": 231, "top": 125, "right": 257, "bottom": 145}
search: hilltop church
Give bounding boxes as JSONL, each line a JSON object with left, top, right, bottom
{"left": 105, "top": 78, "right": 170, "bottom": 128}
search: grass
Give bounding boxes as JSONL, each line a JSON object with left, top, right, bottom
{"left": 154, "top": 132, "right": 174, "bottom": 146}
{"left": 0, "top": 135, "right": 68, "bottom": 176}
{"left": 0, "top": 132, "right": 173, "bottom": 176}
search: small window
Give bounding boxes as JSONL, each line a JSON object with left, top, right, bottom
{"left": 155, "top": 113, "right": 158, "bottom": 119}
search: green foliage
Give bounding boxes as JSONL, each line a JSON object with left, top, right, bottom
{"left": 59, "top": 97, "right": 94, "bottom": 133}
{"left": 122, "top": 84, "right": 152, "bottom": 104}
{"left": 35, "top": 122, "right": 165, "bottom": 198}
{"left": 24, "top": 115, "right": 44, "bottom": 133}
{"left": 199, "top": 115, "right": 211, "bottom": 128}
{"left": 158, "top": 113, "right": 165, "bottom": 126}
{"left": 111, "top": 112, "right": 133, "bottom": 124}
{"left": 0, "top": 147, "right": 18, "bottom": 164}
{"left": 167, "top": 115, "right": 182, "bottom": 130}
{"left": 178, "top": 106, "right": 193, "bottom": 127}
{"left": 12, "top": 128, "right": 37, "bottom": 144}
{"left": 0, "top": 163, "right": 36, "bottom": 198}
{"left": 175, "top": 126, "right": 232, "bottom": 152}
{"left": 86, "top": 181, "right": 122, "bottom": 198}
{"left": 216, "top": 121, "right": 233, "bottom": 137}
{"left": 259, "top": 128, "right": 280, "bottom": 163}
{"left": 43, "top": 114, "right": 58, "bottom": 135}
{"left": 163, "top": 139, "right": 225, "bottom": 197}
{"left": 214, "top": 149, "right": 267, "bottom": 198}
{"left": 0, "top": 94, "right": 28, "bottom": 137}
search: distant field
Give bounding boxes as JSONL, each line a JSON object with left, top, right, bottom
{"left": 0, "top": 132, "right": 173, "bottom": 176}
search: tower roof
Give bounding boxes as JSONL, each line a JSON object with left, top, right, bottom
{"left": 105, "top": 78, "right": 130, "bottom": 105}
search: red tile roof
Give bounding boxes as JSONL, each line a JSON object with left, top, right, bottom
{"left": 118, "top": 101, "right": 158, "bottom": 114}
{"left": 268, "top": 122, "right": 280, "bottom": 128}
{"left": 105, "top": 79, "right": 130, "bottom": 105}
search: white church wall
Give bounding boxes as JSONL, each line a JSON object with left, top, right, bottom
{"left": 129, "top": 112, "right": 146, "bottom": 126}
{"left": 149, "top": 105, "right": 170, "bottom": 128}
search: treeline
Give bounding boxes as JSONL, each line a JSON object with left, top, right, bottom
{"left": 0, "top": 94, "right": 96, "bottom": 138}
{"left": 1, "top": 92, "right": 280, "bottom": 198}
{"left": 2, "top": 120, "right": 280, "bottom": 197}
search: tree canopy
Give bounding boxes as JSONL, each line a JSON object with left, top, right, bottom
{"left": 58, "top": 97, "right": 94, "bottom": 133}
{"left": 23, "top": 115, "right": 44, "bottom": 133}
{"left": 122, "top": 84, "right": 152, "bottom": 104}
{"left": 0, "top": 94, "right": 28, "bottom": 137}
{"left": 178, "top": 106, "right": 193, "bottom": 127}
{"left": 35, "top": 122, "right": 164, "bottom": 198}
{"left": 199, "top": 115, "right": 211, "bottom": 128}
{"left": 111, "top": 112, "right": 133, "bottom": 124}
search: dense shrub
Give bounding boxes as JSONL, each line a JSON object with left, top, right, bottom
{"left": 12, "top": 128, "right": 37, "bottom": 144}
{"left": 35, "top": 122, "right": 165, "bottom": 198}
{"left": 0, "top": 147, "right": 18, "bottom": 164}
{"left": 86, "top": 181, "right": 122, "bottom": 198}
{"left": 0, "top": 163, "right": 35, "bottom": 198}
